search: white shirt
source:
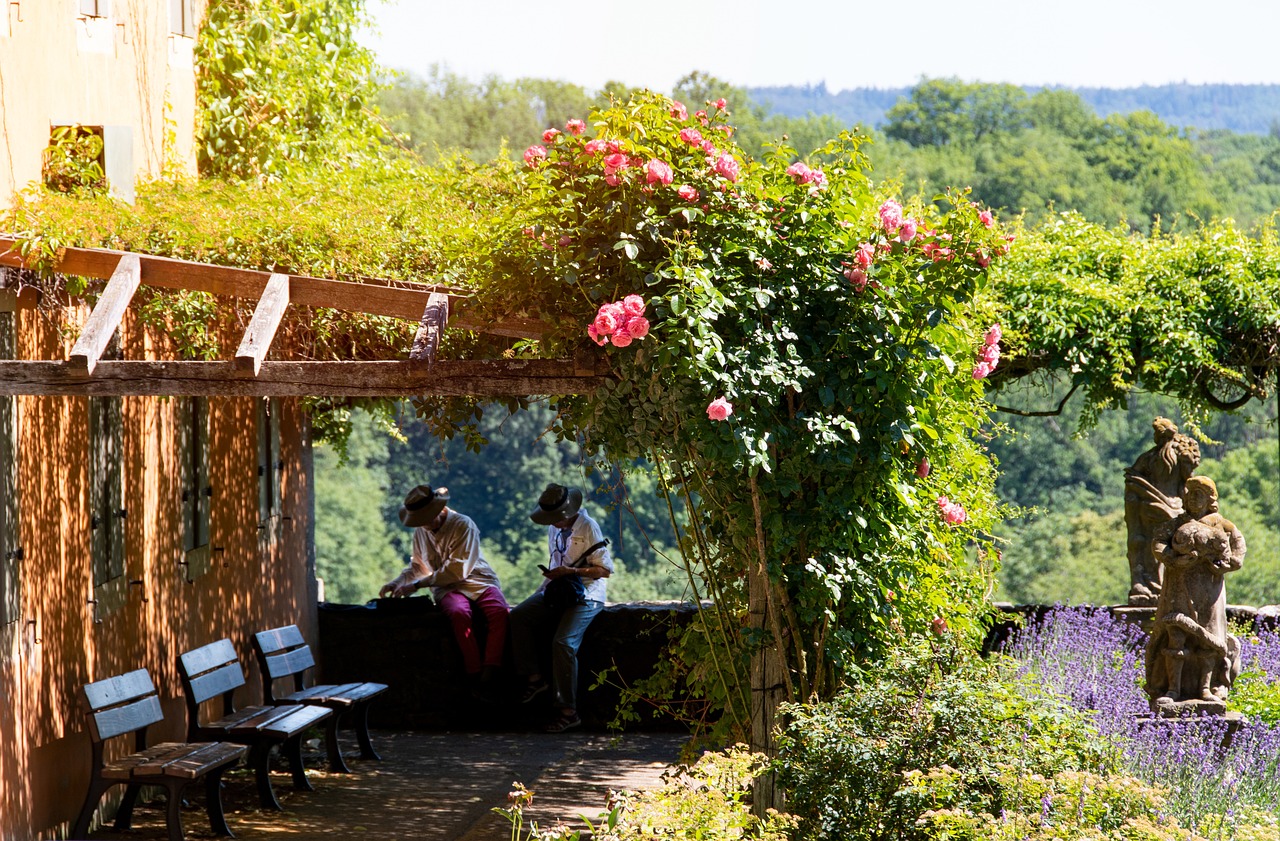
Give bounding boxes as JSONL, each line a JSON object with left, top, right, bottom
{"left": 389, "top": 510, "right": 502, "bottom": 602}
{"left": 543, "top": 509, "right": 614, "bottom": 604}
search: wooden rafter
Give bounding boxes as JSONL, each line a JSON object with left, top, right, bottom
{"left": 0, "top": 236, "right": 544, "bottom": 339}
{"left": 0, "top": 360, "right": 609, "bottom": 398}
{"left": 68, "top": 254, "right": 140, "bottom": 374}
{"left": 234, "top": 273, "right": 290, "bottom": 375}
{"left": 409, "top": 292, "right": 450, "bottom": 364}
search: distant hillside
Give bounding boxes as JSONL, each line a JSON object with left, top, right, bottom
{"left": 748, "top": 82, "right": 1280, "bottom": 135}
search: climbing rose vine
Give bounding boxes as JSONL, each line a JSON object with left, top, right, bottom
{"left": 474, "top": 90, "right": 1011, "bottom": 741}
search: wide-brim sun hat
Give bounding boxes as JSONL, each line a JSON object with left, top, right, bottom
{"left": 530, "top": 483, "right": 583, "bottom": 525}
{"left": 400, "top": 484, "right": 449, "bottom": 527}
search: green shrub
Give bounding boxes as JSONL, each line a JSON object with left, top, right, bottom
{"left": 776, "top": 637, "right": 1116, "bottom": 840}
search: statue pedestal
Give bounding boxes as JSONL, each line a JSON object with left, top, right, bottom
{"left": 1151, "top": 696, "right": 1226, "bottom": 717}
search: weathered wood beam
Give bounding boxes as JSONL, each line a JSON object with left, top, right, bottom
{"left": 68, "top": 254, "right": 141, "bottom": 374}
{"left": 0, "top": 236, "right": 545, "bottom": 339}
{"left": 235, "top": 273, "right": 290, "bottom": 375}
{"left": 0, "top": 360, "right": 609, "bottom": 397}
{"left": 409, "top": 292, "right": 450, "bottom": 364}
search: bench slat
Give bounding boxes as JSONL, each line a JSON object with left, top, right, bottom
{"left": 83, "top": 668, "right": 155, "bottom": 711}
{"left": 179, "top": 639, "right": 241, "bottom": 680}
{"left": 132, "top": 741, "right": 246, "bottom": 780}
{"left": 90, "top": 694, "right": 164, "bottom": 742}
{"left": 254, "top": 624, "right": 307, "bottom": 656}
{"left": 256, "top": 705, "right": 330, "bottom": 739}
{"left": 263, "top": 647, "right": 315, "bottom": 681}
{"left": 284, "top": 682, "right": 387, "bottom": 707}
{"left": 186, "top": 661, "right": 247, "bottom": 706}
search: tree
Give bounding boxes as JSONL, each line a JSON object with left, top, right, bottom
{"left": 884, "top": 78, "right": 1028, "bottom": 147}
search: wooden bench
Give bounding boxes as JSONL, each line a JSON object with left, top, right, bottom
{"left": 252, "top": 624, "right": 387, "bottom": 773}
{"left": 178, "top": 638, "right": 333, "bottom": 811}
{"left": 74, "top": 668, "right": 247, "bottom": 841}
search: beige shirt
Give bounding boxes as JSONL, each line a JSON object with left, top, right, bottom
{"left": 388, "top": 510, "right": 502, "bottom": 602}
{"left": 542, "top": 509, "right": 614, "bottom": 604}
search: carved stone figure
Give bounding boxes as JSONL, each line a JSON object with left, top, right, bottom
{"left": 1144, "top": 476, "right": 1244, "bottom": 715}
{"left": 1123, "top": 418, "right": 1201, "bottom": 605}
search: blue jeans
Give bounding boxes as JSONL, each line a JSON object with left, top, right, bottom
{"left": 510, "top": 592, "right": 602, "bottom": 709}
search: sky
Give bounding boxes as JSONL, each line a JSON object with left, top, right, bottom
{"left": 361, "top": 0, "right": 1280, "bottom": 93}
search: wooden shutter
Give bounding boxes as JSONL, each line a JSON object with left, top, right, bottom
{"left": 90, "top": 396, "right": 124, "bottom": 587}
{"left": 0, "top": 312, "right": 18, "bottom": 626}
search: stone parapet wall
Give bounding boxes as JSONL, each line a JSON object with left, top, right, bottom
{"left": 983, "top": 602, "right": 1280, "bottom": 655}
{"left": 317, "top": 599, "right": 700, "bottom": 731}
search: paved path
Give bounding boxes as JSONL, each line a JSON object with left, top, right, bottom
{"left": 85, "top": 730, "right": 686, "bottom": 841}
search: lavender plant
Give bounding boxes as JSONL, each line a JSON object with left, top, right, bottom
{"left": 1008, "top": 606, "right": 1280, "bottom": 833}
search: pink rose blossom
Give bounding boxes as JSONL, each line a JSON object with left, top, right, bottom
{"left": 917, "top": 457, "right": 930, "bottom": 478}
{"left": 786, "top": 161, "right": 812, "bottom": 184}
{"left": 587, "top": 323, "right": 606, "bottom": 346}
{"left": 975, "top": 251, "right": 991, "bottom": 268}
{"left": 622, "top": 294, "right": 646, "bottom": 317}
{"left": 679, "top": 128, "right": 703, "bottom": 146}
{"left": 610, "top": 331, "right": 633, "bottom": 348}
{"left": 603, "top": 152, "right": 629, "bottom": 175}
{"left": 706, "top": 397, "right": 733, "bottom": 421}
{"left": 984, "top": 324, "right": 1002, "bottom": 345}
{"left": 695, "top": 109, "right": 708, "bottom": 124}
{"left": 645, "top": 158, "right": 674, "bottom": 186}
{"left": 842, "top": 264, "right": 867, "bottom": 291}
{"left": 808, "top": 169, "right": 827, "bottom": 191}
{"left": 937, "top": 496, "right": 967, "bottom": 525}
{"left": 712, "top": 97, "right": 727, "bottom": 110}
{"left": 593, "top": 310, "right": 619, "bottom": 335}
{"left": 979, "top": 209, "right": 995, "bottom": 228}
{"left": 558, "top": 235, "right": 573, "bottom": 247}
{"left": 606, "top": 140, "right": 624, "bottom": 154}
{"left": 980, "top": 343, "right": 1000, "bottom": 367}
{"left": 931, "top": 616, "right": 949, "bottom": 635}
{"left": 565, "top": 119, "right": 586, "bottom": 136}
{"left": 972, "top": 361, "right": 994, "bottom": 380}
{"left": 627, "top": 316, "right": 650, "bottom": 338}
{"left": 898, "top": 218, "right": 917, "bottom": 242}
{"left": 713, "top": 153, "right": 740, "bottom": 182}
{"left": 523, "top": 145, "right": 547, "bottom": 166}
{"left": 583, "top": 139, "right": 607, "bottom": 155}
{"left": 542, "top": 128, "right": 560, "bottom": 143}
{"left": 677, "top": 185, "right": 699, "bottom": 202}
{"left": 879, "top": 200, "right": 903, "bottom": 233}
{"left": 604, "top": 173, "right": 621, "bottom": 186}
{"left": 670, "top": 101, "right": 687, "bottom": 120}
{"left": 854, "top": 243, "right": 875, "bottom": 270}
{"left": 702, "top": 139, "right": 717, "bottom": 155}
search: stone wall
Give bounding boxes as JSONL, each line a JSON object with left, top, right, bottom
{"left": 317, "top": 599, "right": 701, "bottom": 731}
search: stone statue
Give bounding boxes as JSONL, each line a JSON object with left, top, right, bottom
{"left": 1144, "top": 476, "right": 1244, "bottom": 715}
{"left": 1123, "top": 418, "right": 1201, "bottom": 605}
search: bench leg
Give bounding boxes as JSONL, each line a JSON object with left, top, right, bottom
{"left": 205, "top": 769, "right": 235, "bottom": 837}
{"left": 249, "top": 743, "right": 283, "bottom": 811}
{"left": 325, "top": 713, "right": 352, "bottom": 773}
{"left": 164, "top": 781, "right": 187, "bottom": 841}
{"left": 354, "top": 702, "right": 381, "bottom": 761}
{"left": 73, "top": 778, "right": 112, "bottom": 839}
{"left": 284, "top": 734, "right": 315, "bottom": 792}
{"left": 114, "top": 782, "right": 143, "bottom": 829}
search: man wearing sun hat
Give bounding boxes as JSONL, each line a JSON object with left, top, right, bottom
{"left": 509, "top": 482, "right": 614, "bottom": 733}
{"left": 380, "top": 484, "right": 509, "bottom": 688}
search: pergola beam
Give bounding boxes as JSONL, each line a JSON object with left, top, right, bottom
{"left": 0, "top": 360, "right": 608, "bottom": 397}
{"left": 68, "top": 254, "right": 140, "bottom": 374}
{"left": 235, "top": 273, "right": 290, "bottom": 375}
{"left": 0, "top": 236, "right": 544, "bottom": 339}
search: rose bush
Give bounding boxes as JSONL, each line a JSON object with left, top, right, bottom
{"left": 462, "top": 90, "right": 1011, "bottom": 747}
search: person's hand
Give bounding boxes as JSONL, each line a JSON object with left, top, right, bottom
{"left": 543, "top": 566, "right": 576, "bottom": 580}
{"left": 392, "top": 580, "right": 418, "bottom": 597}
{"left": 379, "top": 582, "right": 396, "bottom": 599}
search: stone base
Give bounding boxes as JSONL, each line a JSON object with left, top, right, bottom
{"left": 1151, "top": 696, "right": 1227, "bottom": 717}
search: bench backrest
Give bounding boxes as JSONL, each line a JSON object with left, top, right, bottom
{"left": 178, "top": 639, "right": 248, "bottom": 726}
{"left": 81, "top": 668, "right": 164, "bottom": 746}
{"left": 253, "top": 625, "right": 315, "bottom": 700}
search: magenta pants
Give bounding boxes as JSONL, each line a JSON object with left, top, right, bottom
{"left": 438, "top": 588, "right": 510, "bottom": 675}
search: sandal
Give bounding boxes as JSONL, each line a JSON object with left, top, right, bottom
{"left": 544, "top": 711, "right": 582, "bottom": 733}
{"left": 520, "top": 679, "right": 549, "bottom": 704}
